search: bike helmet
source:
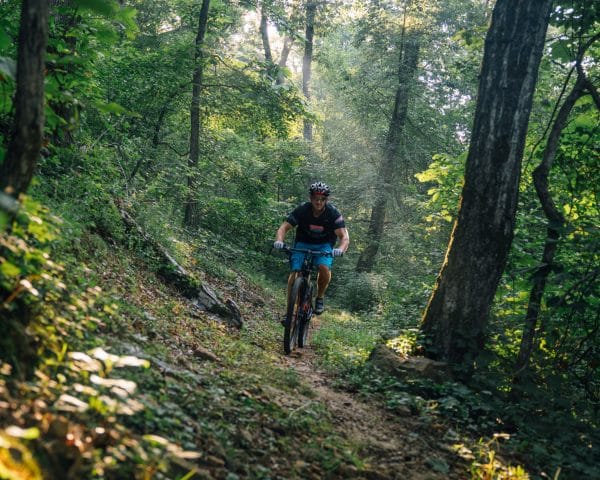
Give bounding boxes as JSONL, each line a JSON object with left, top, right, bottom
{"left": 309, "top": 181, "right": 331, "bottom": 196}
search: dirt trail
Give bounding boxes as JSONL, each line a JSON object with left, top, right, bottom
{"left": 280, "top": 343, "right": 467, "bottom": 479}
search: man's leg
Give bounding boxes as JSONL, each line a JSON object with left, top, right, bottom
{"left": 315, "top": 265, "right": 331, "bottom": 315}
{"left": 316, "top": 265, "right": 331, "bottom": 298}
{"left": 282, "top": 247, "right": 305, "bottom": 325}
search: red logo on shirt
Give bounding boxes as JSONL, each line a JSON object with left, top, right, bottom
{"left": 309, "top": 224, "right": 324, "bottom": 232}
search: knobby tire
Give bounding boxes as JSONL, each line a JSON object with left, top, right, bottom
{"left": 284, "top": 277, "right": 304, "bottom": 355}
{"left": 297, "top": 284, "right": 313, "bottom": 348}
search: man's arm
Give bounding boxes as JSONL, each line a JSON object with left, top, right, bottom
{"left": 334, "top": 227, "right": 350, "bottom": 252}
{"left": 276, "top": 221, "right": 294, "bottom": 243}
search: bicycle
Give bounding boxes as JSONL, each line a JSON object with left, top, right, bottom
{"left": 278, "top": 245, "right": 333, "bottom": 355}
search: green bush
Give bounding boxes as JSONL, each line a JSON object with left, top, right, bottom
{"left": 337, "top": 271, "right": 387, "bottom": 312}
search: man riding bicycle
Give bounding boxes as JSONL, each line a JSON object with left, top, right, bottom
{"left": 273, "top": 181, "right": 350, "bottom": 315}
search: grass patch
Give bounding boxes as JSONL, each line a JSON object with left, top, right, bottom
{"left": 311, "top": 310, "right": 384, "bottom": 372}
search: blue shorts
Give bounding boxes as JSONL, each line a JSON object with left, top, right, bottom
{"left": 290, "top": 242, "right": 333, "bottom": 271}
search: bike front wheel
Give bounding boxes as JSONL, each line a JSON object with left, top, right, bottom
{"left": 284, "top": 277, "right": 305, "bottom": 355}
{"left": 297, "top": 285, "right": 313, "bottom": 348}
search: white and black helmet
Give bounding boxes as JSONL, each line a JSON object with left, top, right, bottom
{"left": 309, "top": 181, "right": 331, "bottom": 196}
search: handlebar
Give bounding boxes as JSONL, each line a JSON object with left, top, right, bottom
{"left": 269, "top": 243, "right": 337, "bottom": 258}
{"left": 282, "top": 245, "right": 333, "bottom": 257}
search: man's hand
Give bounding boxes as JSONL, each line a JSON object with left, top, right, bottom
{"left": 273, "top": 241, "right": 285, "bottom": 249}
{"left": 332, "top": 248, "right": 344, "bottom": 257}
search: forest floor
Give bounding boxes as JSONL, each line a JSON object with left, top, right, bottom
{"left": 1, "top": 227, "right": 524, "bottom": 480}
{"left": 118, "top": 242, "right": 494, "bottom": 480}
{"left": 279, "top": 339, "right": 469, "bottom": 480}
{"left": 6, "top": 203, "right": 597, "bottom": 480}
{"left": 89, "top": 237, "right": 481, "bottom": 480}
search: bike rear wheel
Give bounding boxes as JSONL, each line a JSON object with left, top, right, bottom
{"left": 284, "top": 277, "right": 305, "bottom": 355}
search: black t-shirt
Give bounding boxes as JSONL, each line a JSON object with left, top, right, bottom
{"left": 286, "top": 202, "right": 346, "bottom": 246}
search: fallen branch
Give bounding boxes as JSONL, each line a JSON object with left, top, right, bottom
{"left": 115, "top": 200, "right": 242, "bottom": 328}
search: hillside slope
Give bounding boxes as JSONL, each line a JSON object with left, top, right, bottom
{"left": 0, "top": 212, "right": 529, "bottom": 479}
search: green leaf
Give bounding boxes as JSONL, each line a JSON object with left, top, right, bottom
{"left": 115, "top": 6, "right": 139, "bottom": 39}
{"left": 549, "top": 39, "right": 572, "bottom": 62}
{"left": 95, "top": 101, "right": 140, "bottom": 117}
{"left": 0, "top": 30, "right": 11, "bottom": 51}
{"left": 72, "top": 0, "right": 116, "bottom": 16}
{"left": 5, "top": 426, "right": 40, "bottom": 440}
{"left": 27, "top": 218, "right": 56, "bottom": 242}
{"left": 0, "top": 261, "right": 21, "bottom": 278}
{"left": 95, "top": 26, "right": 119, "bottom": 44}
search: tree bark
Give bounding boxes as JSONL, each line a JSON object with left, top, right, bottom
{"left": 355, "top": 33, "right": 420, "bottom": 273}
{"left": 276, "top": 36, "right": 294, "bottom": 85}
{"left": 184, "top": 0, "right": 210, "bottom": 228}
{"left": 421, "top": 0, "right": 553, "bottom": 368}
{"left": 302, "top": 1, "right": 316, "bottom": 141}
{"left": 0, "top": 0, "right": 49, "bottom": 198}
{"left": 259, "top": 2, "right": 273, "bottom": 63}
{"left": 515, "top": 66, "right": 598, "bottom": 376}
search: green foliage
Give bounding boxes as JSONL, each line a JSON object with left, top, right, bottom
{"left": 35, "top": 147, "right": 126, "bottom": 244}
{"left": 312, "top": 312, "right": 382, "bottom": 371}
{"left": 469, "top": 435, "right": 531, "bottom": 480}
{"left": 0, "top": 201, "right": 185, "bottom": 478}
{"left": 0, "top": 2, "right": 19, "bottom": 138}
{"left": 335, "top": 271, "right": 387, "bottom": 312}
{"left": 414, "top": 151, "right": 465, "bottom": 232}
{"left": 0, "top": 198, "right": 64, "bottom": 375}
{"left": 43, "top": 1, "right": 138, "bottom": 144}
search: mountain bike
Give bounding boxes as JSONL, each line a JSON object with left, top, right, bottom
{"left": 280, "top": 245, "right": 333, "bottom": 355}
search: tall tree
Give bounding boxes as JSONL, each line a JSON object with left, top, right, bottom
{"left": 184, "top": 0, "right": 211, "bottom": 228}
{"left": 356, "top": 29, "right": 420, "bottom": 272}
{"left": 515, "top": 38, "right": 600, "bottom": 377}
{"left": 302, "top": 0, "right": 316, "bottom": 141}
{"left": 259, "top": 1, "right": 273, "bottom": 63}
{"left": 0, "top": 0, "right": 49, "bottom": 198}
{"left": 421, "top": 0, "right": 554, "bottom": 367}
{"left": 277, "top": 36, "right": 294, "bottom": 85}
{"left": 259, "top": 0, "right": 295, "bottom": 85}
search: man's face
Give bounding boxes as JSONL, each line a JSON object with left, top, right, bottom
{"left": 310, "top": 193, "right": 327, "bottom": 212}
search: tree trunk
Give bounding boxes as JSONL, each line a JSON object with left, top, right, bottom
{"left": 259, "top": 2, "right": 273, "bottom": 63}
{"left": 421, "top": 0, "right": 553, "bottom": 368}
{"left": 355, "top": 33, "right": 420, "bottom": 273}
{"left": 276, "top": 36, "right": 294, "bottom": 85}
{"left": 0, "top": 0, "right": 49, "bottom": 198}
{"left": 184, "top": 0, "right": 210, "bottom": 228}
{"left": 302, "top": 1, "right": 316, "bottom": 141}
{"left": 515, "top": 66, "right": 598, "bottom": 376}
{"left": 0, "top": 0, "right": 49, "bottom": 380}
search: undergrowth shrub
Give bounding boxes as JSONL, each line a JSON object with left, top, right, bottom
{"left": 336, "top": 271, "right": 387, "bottom": 312}
{"left": 0, "top": 198, "right": 200, "bottom": 479}
{"left": 0, "top": 197, "right": 69, "bottom": 377}
{"left": 198, "top": 196, "right": 285, "bottom": 251}
{"left": 36, "top": 146, "right": 127, "bottom": 243}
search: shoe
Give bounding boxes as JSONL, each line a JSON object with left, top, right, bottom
{"left": 315, "top": 297, "right": 324, "bottom": 315}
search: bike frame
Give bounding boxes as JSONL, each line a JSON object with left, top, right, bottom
{"left": 281, "top": 246, "right": 332, "bottom": 353}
